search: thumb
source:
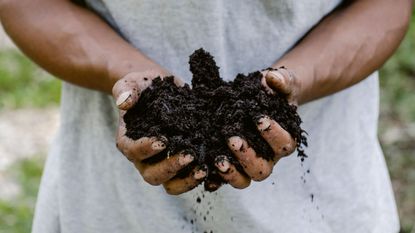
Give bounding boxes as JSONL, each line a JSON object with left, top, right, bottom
{"left": 264, "top": 68, "right": 292, "bottom": 95}
{"left": 263, "top": 68, "right": 300, "bottom": 105}
{"left": 112, "top": 73, "right": 143, "bottom": 110}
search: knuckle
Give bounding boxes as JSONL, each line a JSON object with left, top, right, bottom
{"left": 116, "top": 136, "right": 136, "bottom": 155}
{"left": 121, "top": 146, "right": 134, "bottom": 159}
{"left": 116, "top": 139, "right": 132, "bottom": 159}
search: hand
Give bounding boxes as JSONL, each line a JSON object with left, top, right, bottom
{"left": 112, "top": 71, "right": 207, "bottom": 195}
{"left": 215, "top": 68, "right": 299, "bottom": 189}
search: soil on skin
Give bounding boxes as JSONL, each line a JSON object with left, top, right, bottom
{"left": 124, "top": 48, "right": 307, "bottom": 191}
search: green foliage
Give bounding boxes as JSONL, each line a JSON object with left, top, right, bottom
{"left": 0, "top": 157, "right": 44, "bottom": 233}
{"left": 0, "top": 50, "right": 61, "bottom": 109}
{"left": 380, "top": 19, "right": 415, "bottom": 122}
{"left": 379, "top": 9, "right": 415, "bottom": 233}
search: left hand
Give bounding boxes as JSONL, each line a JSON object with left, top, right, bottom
{"left": 215, "top": 68, "right": 300, "bottom": 189}
{"left": 113, "top": 71, "right": 206, "bottom": 195}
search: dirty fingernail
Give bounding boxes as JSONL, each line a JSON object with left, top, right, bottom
{"left": 151, "top": 140, "right": 166, "bottom": 151}
{"left": 215, "top": 157, "right": 230, "bottom": 173}
{"left": 257, "top": 116, "right": 271, "bottom": 131}
{"left": 116, "top": 91, "right": 132, "bottom": 107}
{"left": 194, "top": 166, "right": 207, "bottom": 180}
{"left": 228, "top": 136, "right": 243, "bottom": 151}
{"left": 179, "top": 154, "right": 194, "bottom": 166}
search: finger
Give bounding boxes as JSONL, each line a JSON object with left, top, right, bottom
{"left": 163, "top": 165, "right": 207, "bottom": 195}
{"left": 117, "top": 135, "right": 167, "bottom": 161}
{"left": 215, "top": 156, "right": 250, "bottom": 189}
{"left": 135, "top": 152, "right": 194, "bottom": 186}
{"left": 265, "top": 69, "right": 292, "bottom": 95}
{"left": 257, "top": 115, "right": 296, "bottom": 158}
{"left": 227, "top": 136, "right": 274, "bottom": 181}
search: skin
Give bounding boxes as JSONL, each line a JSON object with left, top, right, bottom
{"left": 0, "top": 0, "right": 412, "bottom": 194}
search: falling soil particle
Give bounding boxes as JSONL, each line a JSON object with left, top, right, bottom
{"left": 124, "top": 48, "right": 307, "bottom": 191}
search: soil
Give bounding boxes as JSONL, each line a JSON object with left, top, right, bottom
{"left": 124, "top": 48, "right": 307, "bottom": 191}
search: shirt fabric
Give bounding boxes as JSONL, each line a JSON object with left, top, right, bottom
{"left": 32, "top": 1, "right": 400, "bottom": 232}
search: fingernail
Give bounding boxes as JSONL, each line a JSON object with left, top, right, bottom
{"left": 257, "top": 116, "right": 271, "bottom": 131}
{"left": 179, "top": 154, "right": 194, "bottom": 166}
{"left": 151, "top": 140, "right": 166, "bottom": 151}
{"left": 216, "top": 160, "right": 230, "bottom": 173}
{"left": 270, "top": 70, "right": 285, "bottom": 81}
{"left": 228, "top": 136, "right": 243, "bottom": 151}
{"left": 116, "top": 91, "right": 132, "bottom": 107}
{"left": 194, "top": 166, "right": 208, "bottom": 180}
{"left": 215, "top": 156, "right": 230, "bottom": 173}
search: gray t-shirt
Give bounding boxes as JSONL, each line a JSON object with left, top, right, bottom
{"left": 32, "top": 1, "right": 399, "bottom": 232}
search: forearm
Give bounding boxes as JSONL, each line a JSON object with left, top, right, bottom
{"left": 274, "top": 0, "right": 413, "bottom": 104}
{"left": 0, "top": 0, "right": 164, "bottom": 94}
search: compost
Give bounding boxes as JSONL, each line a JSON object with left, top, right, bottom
{"left": 124, "top": 48, "right": 307, "bottom": 191}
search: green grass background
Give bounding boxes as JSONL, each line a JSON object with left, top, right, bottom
{"left": 0, "top": 10, "right": 415, "bottom": 233}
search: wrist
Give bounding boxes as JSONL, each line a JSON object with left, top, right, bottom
{"left": 106, "top": 54, "right": 170, "bottom": 93}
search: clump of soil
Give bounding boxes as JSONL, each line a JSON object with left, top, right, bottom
{"left": 124, "top": 48, "right": 307, "bottom": 191}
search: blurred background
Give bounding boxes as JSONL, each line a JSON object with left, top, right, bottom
{"left": 0, "top": 10, "right": 415, "bottom": 233}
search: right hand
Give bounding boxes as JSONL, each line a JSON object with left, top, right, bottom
{"left": 214, "top": 68, "right": 298, "bottom": 189}
{"left": 112, "top": 71, "right": 207, "bottom": 195}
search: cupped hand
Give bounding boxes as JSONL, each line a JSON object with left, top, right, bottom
{"left": 112, "top": 71, "right": 206, "bottom": 195}
{"left": 215, "top": 68, "right": 300, "bottom": 189}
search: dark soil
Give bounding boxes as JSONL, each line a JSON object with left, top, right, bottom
{"left": 124, "top": 48, "right": 307, "bottom": 191}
